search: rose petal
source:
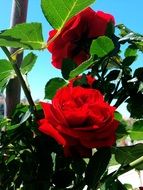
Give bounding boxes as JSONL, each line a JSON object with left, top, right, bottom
{"left": 39, "top": 119, "right": 67, "bottom": 146}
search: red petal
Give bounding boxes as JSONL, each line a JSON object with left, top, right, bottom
{"left": 39, "top": 119, "right": 67, "bottom": 146}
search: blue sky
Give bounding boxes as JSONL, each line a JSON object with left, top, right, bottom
{"left": 0, "top": 0, "right": 143, "bottom": 117}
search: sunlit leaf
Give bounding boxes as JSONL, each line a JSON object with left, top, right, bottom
{"left": 41, "top": 0, "right": 96, "bottom": 29}
{"left": 69, "top": 56, "right": 95, "bottom": 79}
{"left": 21, "top": 53, "right": 37, "bottom": 74}
{"left": 130, "top": 120, "right": 143, "bottom": 140}
{"left": 0, "top": 59, "right": 15, "bottom": 91}
{"left": 90, "top": 36, "right": 114, "bottom": 58}
{"left": 0, "top": 23, "right": 45, "bottom": 50}
{"left": 124, "top": 45, "right": 137, "bottom": 57}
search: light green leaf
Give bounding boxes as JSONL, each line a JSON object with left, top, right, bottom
{"left": 21, "top": 53, "right": 37, "bottom": 74}
{"left": 130, "top": 120, "right": 143, "bottom": 140}
{"left": 0, "top": 59, "right": 12, "bottom": 72}
{"left": 90, "top": 36, "right": 114, "bottom": 58}
{"left": 69, "top": 56, "right": 94, "bottom": 79}
{"left": 0, "top": 59, "right": 15, "bottom": 91}
{"left": 114, "top": 111, "right": 123, "bottom": 121}
{"left": 124, "top": 45, "right": 137, "bottom": 57}
{"left": 0, "top": 23, "right": 45, "bottom": 50}
{"left": 41, "top": 0, "right": 96, "bottom": 29}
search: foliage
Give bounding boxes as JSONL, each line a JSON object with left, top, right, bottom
{"left": 0, "top": 0, "right": 143, "bottom": 190}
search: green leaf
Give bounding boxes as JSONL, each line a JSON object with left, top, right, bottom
{"left": 52, "top": 169, "right": 75, "bottom": 188}
{"left": 138, "top": 82, "right": 143, "bottom": 92}
{"left": 21, "top": 53, "right": 37, "bottom": 74}
{"left": 106, "top": 179, "right": 128, "bottom": 190}
{"left": 117, "top": 24, "right": 132, "bottom": 37}
{"left": 112, "top": 143, "right": 143, "bottom": 169}
{"left": 124, "top": 184, "right": 134, "bottom": 190}
{"left": 134, "top": 67, "right": 143, "bottom": 81}
{"left": 90, "top": 36, "right": 114, "bottom": 58}
{"left": 61, "top": 58, "right": 77, "bottom": 80}
{"left": 5, "top": 124, "right": 20, "bottom": 131}
{"left": 41, "top": 0, "right": 96, "bottom": 29}
{"left": 69, "top": 56, "right": 95, "bottom": 79}
{"left": 106, "top": 70, "right": 120, "bottom": 81}
{"left": 85, "top": 147, "right": 111, "bottom": 189}
{"left": 116, "top": 123, "right": 128, "bottom": 139}
{"left": 124, "top": 45, "right": 137, "bottom": 57}
{"left": 130, "top": 120, "right": 143, "bottom": 140}
{"left": 0, "top": 59, "right": 15, "bottom": 91}
{"left": 122, "top": 56, "right": 136, "bottom": 67}
{"left": 127, "top": 94, "right": 143, "bottom": 118}
{"left": 19, "top": 110, "right": 32, "bottom": 125}
{"left": 71, "top": 158, "right": 86, "bottom": 175}
{"left": 0, "top": 59, "right": 12, "bottom": 72}
{"left": 114, "top": 111, "right": 123, "bottom": 122}
{"left": 45, "top": 77, "right": 67, "bottom": 99}
{"left": 0, "top": 23, "right": 45, "bottom": 50}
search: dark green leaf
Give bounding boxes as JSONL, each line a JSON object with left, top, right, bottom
{"left": 106, "top": 22, "right": 115, "bottom": 37}
{"left": 85, "top": 147, "right": 111, "bottom": 189}
{"left": 21, "top": 53, "right": 37, "bottom": 74}
{"left": 0, "top": 23, "right": 45, "bottom": 49}
{"left": 106, "top": 179, "right": 128, "bottom": 190}
{"left": 61, "top": 58, "right": 77, "bottom": 80}
{"left": 127, "top": 94, "right": 143, "bottom": 118}
{"left": 113, "top": 143, "right": 143, "bottom": 169}
{"left": 106, "top": 70, "right": 120, "bottom": 81}
{"left": 41, "top": 0, "right": 96, "bottom": 29}
{"left": 90, "top": 36, "right": 114, "bottom": 57}
{"left": 134, "top": 67, "right": 143, "bottom": 81}
{"left": 52, "top": 169, "right": 75, "bottom": 188}
{"left": 45, "top": 77, "right": 67, "bottom": 99}
{"left": 130, "top": 120, "right": 143, "bottom": 140}
{"left": 71, "top": 158, "right": 86, "bottom": 175}
{"left": 122, "top": 56, "right": 136, "bottom": 67}
{"left": 116, "top": 122, "right": 128, "bottom": 139}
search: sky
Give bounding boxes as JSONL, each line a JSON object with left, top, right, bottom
{"left": 0, "top": 0, "right": 143, "bottom": 117}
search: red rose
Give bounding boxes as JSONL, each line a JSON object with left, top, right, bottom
{"left": 39, "top": 86, "right": 118, "bottom": 157}
{"left": 47, "top": 8, "right": 115, "bottom": 69}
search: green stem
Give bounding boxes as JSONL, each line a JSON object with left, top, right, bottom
{"left": 1, "top": 46, "right": 36, "bottom": 116}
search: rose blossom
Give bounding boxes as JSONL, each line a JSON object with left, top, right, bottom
{"left": 47, "top": 7, "right": 115, "bottom": 69}
{"left": 38, "top": 86, "right": 118, "bottom": 157}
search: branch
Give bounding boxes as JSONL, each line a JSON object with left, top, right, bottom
{"left": 1, "top": 46, "right": 36, "bottom": 115}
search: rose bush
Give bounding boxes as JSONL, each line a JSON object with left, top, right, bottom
{"left": 69, "top": 74, "right": 95, "bottom": 88}
{"left": 47, "top": 7, "right": 115, "bottom": 69}
{"left": 39, "top": 85, "right": 118, "bottom": 157}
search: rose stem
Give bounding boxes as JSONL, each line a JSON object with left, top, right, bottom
{"left": 1, "top": 46, "right": 36, "bottom": 116}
